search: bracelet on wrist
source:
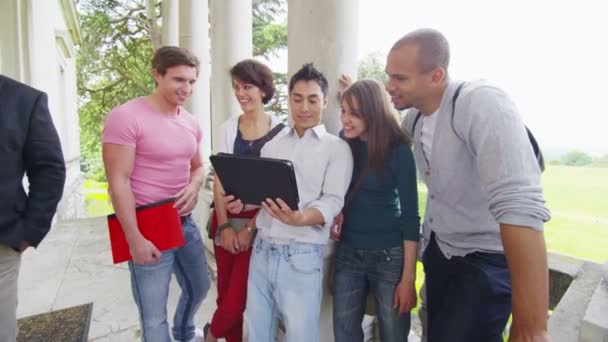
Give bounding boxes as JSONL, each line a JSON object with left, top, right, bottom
{"left": 217, "top": 222, "right": 232, "bottom": 234}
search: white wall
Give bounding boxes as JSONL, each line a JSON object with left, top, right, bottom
{"left": 0, "top": 0, "right": 84, "bottom": 219}
{"left": 0, "top": 0, "right": 27, "bottom": 81}
{"left": 27, "top": 0, "right": 80, "bottom": 161}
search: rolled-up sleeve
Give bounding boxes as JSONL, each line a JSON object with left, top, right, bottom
{"left": 460, "top": 86, "right": 551, "bottom": 230}
{"left": 307, "top": 140, "right": 353, "bottom": 228}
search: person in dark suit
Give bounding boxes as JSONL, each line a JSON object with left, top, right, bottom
{"left": 0, "top": 74, "right": 66, "bottom": 342}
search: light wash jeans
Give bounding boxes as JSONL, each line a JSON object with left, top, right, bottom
{"left": 332, "top": 243, "right": 410, "bottom": 342}
{"left": 128, "top": 216, "right": 210, "bottom": 342}
{"left": 245, "top": 238, "right": 324, "bottom": 342}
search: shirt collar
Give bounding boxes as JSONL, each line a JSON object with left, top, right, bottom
{"left": 287, "top": 124, "right": 328, "bottom": 139}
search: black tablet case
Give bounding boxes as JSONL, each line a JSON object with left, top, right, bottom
{"left": 209, "top": 153, "right": 300, "bottom": 210}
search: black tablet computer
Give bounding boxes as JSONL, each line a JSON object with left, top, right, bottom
{"left": 209, "top": 153, "right": 300, "bottom": 210}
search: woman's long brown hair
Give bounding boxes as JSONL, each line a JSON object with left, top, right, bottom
{"left": 341, "top": 79, "right": 411, "bottom": 176}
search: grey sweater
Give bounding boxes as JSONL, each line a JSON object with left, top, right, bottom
{"left": 402, "top": 80, "right": 551, "bottom": 258}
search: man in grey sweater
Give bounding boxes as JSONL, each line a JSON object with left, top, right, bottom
{"left": 386, "top": 29, "right": 551, "bottom": 341}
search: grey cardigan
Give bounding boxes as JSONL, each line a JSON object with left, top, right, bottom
{"left": 402, "top": 80, "right": 551, "bottom": 258}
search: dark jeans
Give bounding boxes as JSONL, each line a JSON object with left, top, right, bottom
{"left": 332, "top": 243, "right": 411, "bottom": 342}
{"left": 422, "top": 233, "right": 511, "bottom": 342}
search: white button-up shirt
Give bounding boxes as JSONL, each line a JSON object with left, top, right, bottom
{"left": 256, "top": 124, "right": 353, "bottom": 245}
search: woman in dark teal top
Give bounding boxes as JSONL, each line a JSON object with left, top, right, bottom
{"left": 332, "top": 79, "right": 420, "bottom": 342}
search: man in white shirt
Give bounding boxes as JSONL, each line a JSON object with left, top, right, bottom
{"left": 241, "top": 63, "right": 353, "bottom": 342}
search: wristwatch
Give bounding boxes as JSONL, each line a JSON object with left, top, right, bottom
{"left": 246, "top": 225, "right": 258, "bottom": 234}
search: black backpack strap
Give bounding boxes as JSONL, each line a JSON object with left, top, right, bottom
{"left": 413, "top": 81, "right": 465, "bottom": 137}
{"left": 411, "top": 112, "right": 423, "bottom": 136}
{"left": 526, "top": 127, "right": 545, "bottom": 172}
{"left": 450, "top": 82, "right": 545, "bottom": 172}
{"left": 450, "top": 82, "right": 467, "bottom": 142}
{"left": 247, "top": 122, "right": 286, "bottom": 156}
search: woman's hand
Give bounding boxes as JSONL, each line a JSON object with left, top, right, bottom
{"left": 393, "top": 279, "right": 417, "bottom": 315}
{"left": 236, "top": 228, "right": 255, "bottom": 252}
{"left": 221, "top": 193, "right": 245, "bottom": 214}
{"left": 330, "top": 212, "right": 344, "bottom": 241}
{"left": 219, "top": 226, "right": 240, "bottom": 254}
{"left": 337, "top": 74, "right": 353, "bottom": 100}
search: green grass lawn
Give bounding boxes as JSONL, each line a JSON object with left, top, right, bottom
{"left": 415, "top": 165, "right": 607, "bottom": 263}
{"left": 83, "top": 180, "right": 112, "bottom": 217}
{"left": 541, "top": 165, "right": 608, "bottom": 263}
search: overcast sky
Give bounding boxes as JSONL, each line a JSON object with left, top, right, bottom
{"left": 357, "top": 0, "right": 608, "bottom": 156}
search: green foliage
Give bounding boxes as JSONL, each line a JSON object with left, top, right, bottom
{"left": 78, "top": 0, "right": 288, "bottom": 181}
{"left": 358, "top": 52, "right": 388, "bottom": 84}
{"left": 560, "top": 150, "right": 593, "bottom": 166}
{"left": 253, "top": 0, "right": 287, "bottom": 58}
{"left": 266, "top": 72, "right": 289, "bottom": 122}
{"left": 253, "top": 0, "right": 288, "bottom": 119}
{"left": 78, "top": 0, "right": 158, "bottom": 181}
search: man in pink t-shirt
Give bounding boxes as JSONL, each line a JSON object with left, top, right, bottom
{"left": 102, "top": 46, "right": 209, "bottom": 342}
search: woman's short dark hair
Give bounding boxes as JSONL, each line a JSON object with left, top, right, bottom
{"left": 152, "top": 46, "right": 199, "bottom": 75}
{"left": 230, "top": 59, "right": 275, "bottom": 104}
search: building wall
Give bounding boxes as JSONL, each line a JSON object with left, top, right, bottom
{"left": 0, "top": 0, "right": 27, "bottom": 81}
{"left": 0, "top": 0, "right": 85, "bottom": 219}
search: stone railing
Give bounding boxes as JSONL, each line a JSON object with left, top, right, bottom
{"left": 548, "top": 253, "right": 607, "bottom": 341}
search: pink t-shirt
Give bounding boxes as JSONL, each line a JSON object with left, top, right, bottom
{"left": 102, "top": 97, "right": 202, "bottom": 206}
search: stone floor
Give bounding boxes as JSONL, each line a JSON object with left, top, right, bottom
{"left": 17, "top": 217, "right": 217, "bottom": 341}
{"left": 17, "top": 217, "right": 421, "bottom": 341}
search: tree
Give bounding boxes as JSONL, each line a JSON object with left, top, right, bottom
{"left": 561, "top": 150, "right": 593, "bottom": 166}
{"left": 77, "top": 0, "right": 288, "bottom": 181}
{"left": 253, "top": 0, "right": 287, "bottom": 57}
{"left": 78, "top": 0, "right": 159, "bottom": 181}
{"left": 252, "top": 0, "right": 288, "bottom": 120}
{"left": 592, "top": 154, "right": 608, "bottom": 168}
{"left": 358, "top": 52, "right": 388, "bottom": 84}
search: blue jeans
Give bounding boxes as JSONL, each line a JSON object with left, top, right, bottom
{"left": 422, "top": 233, "right": 511, "bottom": 342}
{"left": 128, "top": 217, "right": 210, "bottom": 342}
{"left": 332, "top": 243, "right": 410, "bottom": 342}
{"left": 245, "top": 238, "right": 324, "bottom": 342}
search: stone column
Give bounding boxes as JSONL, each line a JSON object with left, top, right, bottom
{"left": 210, "top": 0, "right": 253, "bottom": 151}
{"left": 287, "top": 1, "right": 359, "bottom": 341}
{"left": 179, "top": 0, "right": 212, "bottom": 161}
{"left": 161, "top": 0, "right": 179, "bottom": 46}
{"left": 288, "top": 0, "right": 359, "bottom": 135}
{"left": 0, "top": 0, "right": 27, "bottom": 81}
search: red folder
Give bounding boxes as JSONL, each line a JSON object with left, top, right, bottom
{"left": 107, "top": 198, "right": 185, "bottom": 264}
